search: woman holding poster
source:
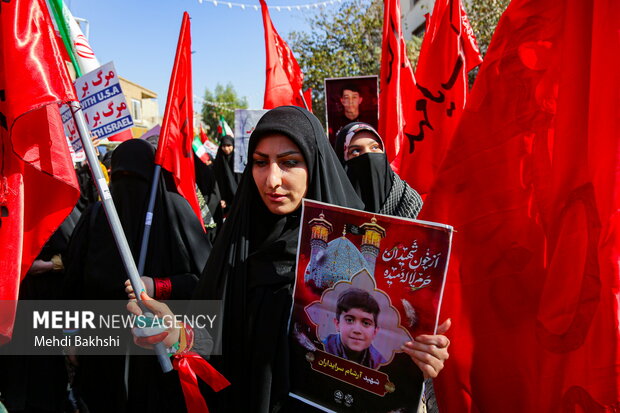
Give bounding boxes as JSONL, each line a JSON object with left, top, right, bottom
{"left": 127, "top": 106, "right": 449, "bottom": 412}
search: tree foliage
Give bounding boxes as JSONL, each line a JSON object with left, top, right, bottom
{"left": 200, "top": 83, "right": 248, "bottom": 140}
{"left": 289, "top": 0, "right": 510, "bottom": 124}
{"left": 288, "top": 0, "right": 384, "bottom": 124}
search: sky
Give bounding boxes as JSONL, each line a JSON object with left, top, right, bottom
{"left": 67, "top": 0, "right": 331, "bottom": 113}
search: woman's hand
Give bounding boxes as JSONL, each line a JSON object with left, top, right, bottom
{"left": 28, "top": 259, "right": 54, "bottom": 275}
{"left": 401, "top": 318, "right": 451, "bottom": 379}
{"left": 127, "top": 291, "right": 180, "bottom": 349}
{"left": 124, "top": 277, "right": 154, "bottom": 299}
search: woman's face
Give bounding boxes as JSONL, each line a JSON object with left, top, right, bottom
{"left": 345, "top": 131, "right": 383, "bottom": 161}
{"left": 252, "top": 134, "right": 308, "bottom": 215}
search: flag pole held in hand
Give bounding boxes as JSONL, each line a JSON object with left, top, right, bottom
{"left": 69, "top": 101, "right": 173, "bottom": 373}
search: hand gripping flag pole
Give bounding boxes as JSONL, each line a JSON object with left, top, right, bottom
{"left": 69, "top": 101, "right": 173, "bottom": 373}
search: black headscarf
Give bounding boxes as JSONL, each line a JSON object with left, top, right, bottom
{"left": 213, "top": 135, "right": 240, "bottom": 208}
{"left": 335, "top": 122, "right": 423, "bottom": 218}
{"left": 194, "top": 106, "right": 363, "bottom": 412}
{"left": 64, "top": 139, "right": 211, "bottom": 300}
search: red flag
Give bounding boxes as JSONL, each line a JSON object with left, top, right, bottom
{"left": 421, "top": 0, "right": 620, "bottom": 410}
{"left": 260, "top": 0, "right": 307, "bottom": 109}
{"left": 378, "top": 0, "right": 417, "bottom": 162}
{"left": 393, "top": 0, "right": 481, "bottom": 195}
{"left": 199, "top": 124, "right": 208, "bottom": 143}
{"left": 154, "top": 12, "right": 203, "bottom": 227}
{"left": 0, "top": 0, "right": 80, "bottom": 344}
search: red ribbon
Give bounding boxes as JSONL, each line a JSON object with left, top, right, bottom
{"left": 173, "top": 352, "right": 230, "bottom": 413}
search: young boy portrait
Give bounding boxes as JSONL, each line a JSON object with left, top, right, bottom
{"left": 322, "top": 288, "right": 387, "bottom": 369}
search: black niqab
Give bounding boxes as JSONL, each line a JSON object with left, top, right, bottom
{"left": 64, "top": 138, "right": 211, "bottom": 300}
{"left": 194, "top": 106, "right": 363, "bottom": 412}
{"left": 345, "top": 153, "right": 394, "bottom": 214}
{"left": 335, "top": 122, "right": 423, "bottom": 218}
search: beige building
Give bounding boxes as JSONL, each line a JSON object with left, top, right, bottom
{"left": 118, "top": 77, "right": 160, "bottom": 138}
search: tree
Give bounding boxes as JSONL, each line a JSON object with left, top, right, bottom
{"left": 288, "top": 0, "right": 384, "bottom": 124}
{"left": 201, "top": 83, "right": 248, "bottom": 140}
{"left": 289, "top": 0, "right": 510, "bottom": 125}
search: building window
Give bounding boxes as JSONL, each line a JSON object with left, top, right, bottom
{"left": 131, "top": 99, "right": 142, "bottom": 122}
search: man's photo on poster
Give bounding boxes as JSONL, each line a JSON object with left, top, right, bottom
{"left": 325, "top": 76, "right": 378, "bottom": 146}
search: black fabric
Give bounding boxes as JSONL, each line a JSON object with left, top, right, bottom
{"left": 62, "top": 139, "right": 211, "bottom": 412}
{"left": 194, "top": 106, "right": 363, "bottom": 412}
{"left": 0, "top": 208, "right": 80, "bottom": 413}
{"left": 345, "top": 153, "right": 394, "bottom": 214}
{"left": 212, "top": 135, "right": 241, "bottom": 211}
{"left": 75, "top": 162, "right": 98, "bottom": 212}
{"left": 335, "top": 122, "right": 423, "bottom": 219}
{"left": 64, "top": 139, "right": 210, "bottom": 300}
{"left": 194, "top": 153, "right": 223, "bottom": 236}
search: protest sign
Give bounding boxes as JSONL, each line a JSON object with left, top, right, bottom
{"left": 290, "top": 199, "right": 452, "bottom": 412}
{"left": 73, "top": 61, "right": 133, "bottom": 140}
{"left": 233, "top": 109, "right": 267, "bottom": 173}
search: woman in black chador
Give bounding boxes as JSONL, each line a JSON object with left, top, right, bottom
{"left": 63, "top": 138, "right": 211, "bottom": 413}
{"left": 128, "top": 107, "right": 450, "bottom": 412}
{"left": 212, "top": 135, "right": 241, "bottom": 215}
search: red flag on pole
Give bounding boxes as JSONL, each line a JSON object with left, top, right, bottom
{"left": 0, "top": 0, "right": 80, "bottom": 344}
{"left": 260, "top": 0, "right": 308, "bottom": 109}
{"left": 392, "top": 0, "right": 481, "bottom": 195}
{"left": 154, "top": 12, "right": 202, "bottom": 227}
{"left": 421, "top": 0, "right": 620, "bottom": 410}
{"left": 378, "top": 0, "right": 417, "bottom": 162}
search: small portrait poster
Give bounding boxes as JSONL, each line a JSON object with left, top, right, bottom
{"left": 289, "top": 199, "right": 453, "bottom": 412}
{"left": 325, "top": 76, "right": 379, "bottom": 147}
{"left": 233, "top": 109, "right": 268, "bottom": 173}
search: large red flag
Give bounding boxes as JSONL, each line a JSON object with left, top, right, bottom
{"left": 421, "top": 0, "right": 620, "bottom": 411}
{"left": 378, "top": 0, "right": 417, "bottom": 161}
{"left": 0, "top": 0, "right": 80, "bottom": 344}
{"left": 393, "top": 0, "right": 481, "bottom": 195}
{"left": 154, "top": 12, "right": 202, "bottom": 227}
{"left": 260, "top": 0, "right": 308, "bottom": 110}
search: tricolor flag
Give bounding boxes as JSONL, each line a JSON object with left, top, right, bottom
{"left": 48, "top": 0, "right": 132, "bottom": 142}
{"left": 217, "top": 115, "right": 234, "bottom": 138}
{"left": 192, "top": 137, "right": 211, "bottom": 164}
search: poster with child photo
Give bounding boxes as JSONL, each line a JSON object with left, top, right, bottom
{"left": 289, "top": 199, "right": 453, "bottom": 412}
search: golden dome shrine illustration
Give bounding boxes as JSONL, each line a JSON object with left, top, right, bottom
{"left": 304, "top": 213, "right": 386, "bottom": 294}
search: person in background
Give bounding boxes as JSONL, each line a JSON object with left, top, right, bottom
{"left": 63, "top": 139, "right": 211, "bottom": 413}
{"left": 212, "top": 135, "right": 241, "bottom": 216}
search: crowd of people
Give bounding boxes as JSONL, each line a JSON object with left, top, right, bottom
{"left": 0, "top": 107, "right": 450, "bottom": 413}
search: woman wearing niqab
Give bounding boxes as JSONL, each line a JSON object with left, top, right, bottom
{"left": 335, "top": 122, "right": 423, "bottom": 219}
{"left": 63, "top": 139, "right": 211, "bottom": 412}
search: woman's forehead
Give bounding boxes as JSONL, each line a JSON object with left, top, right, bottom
{"left": 254, "top": 133, "right": 302, "bottom": 154}
{"left": 350, "top": 131, "right": 382, "bottom": 147}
